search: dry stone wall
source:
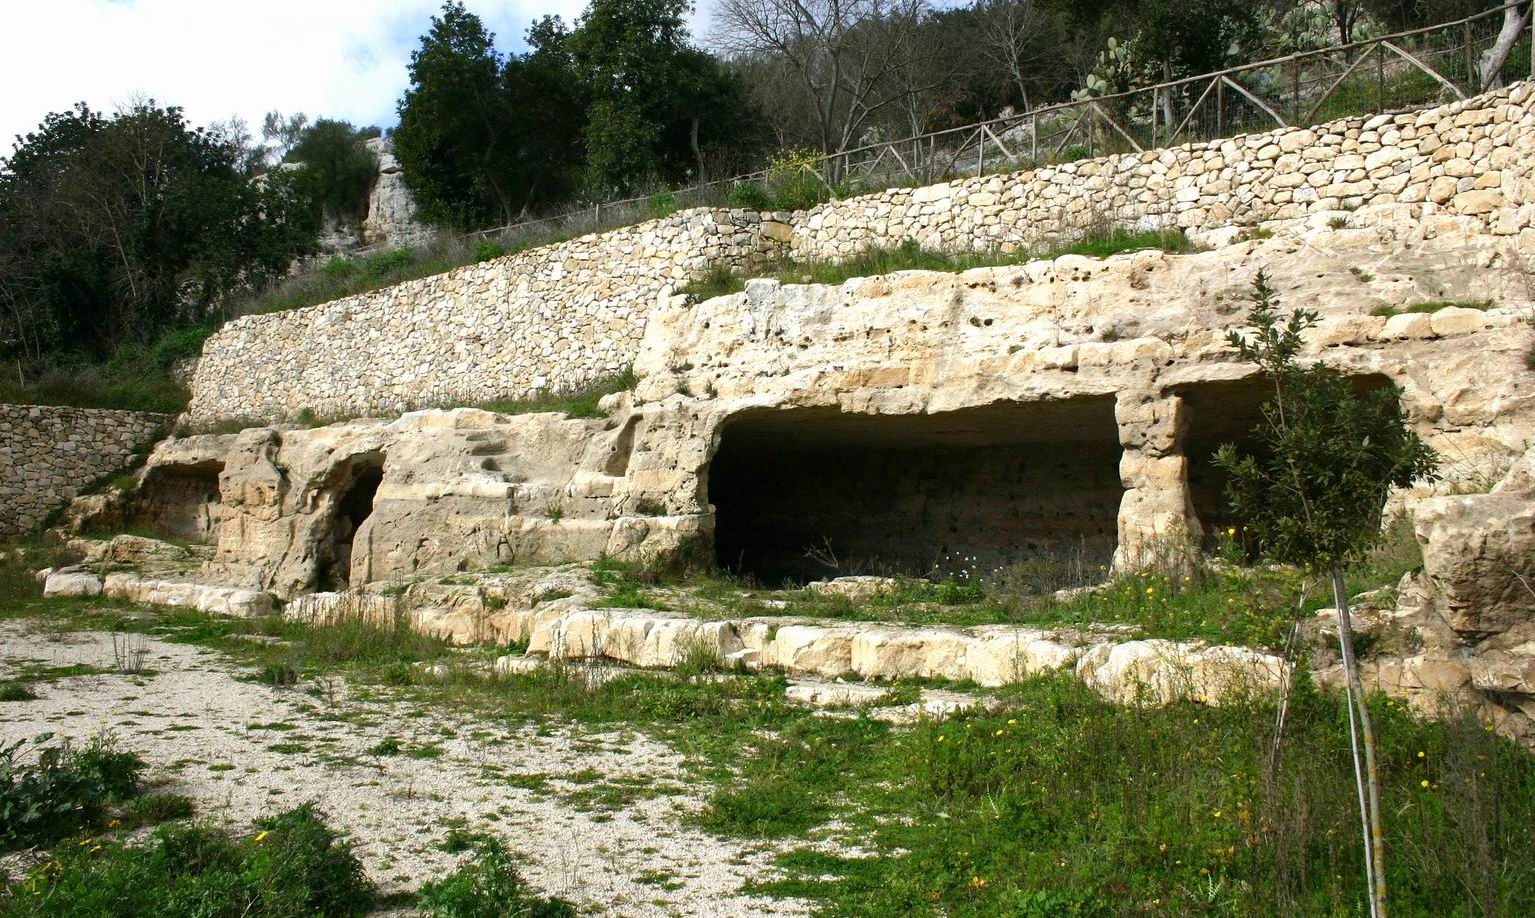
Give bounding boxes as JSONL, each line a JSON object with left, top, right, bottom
{"left": 0, "top": 405, "right": 170, "bottom": 536}
{"left": 790, "top": 82, "right": 1535, "bottom": 257}
{"left": 187, "top": 82, "right": 1535, "bottom": 423}
{"left": 188, "top": 209, "right": 791, "bottom": 423}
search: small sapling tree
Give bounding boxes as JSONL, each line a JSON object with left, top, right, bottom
{"left": 1214, "top": 270, "right": 1439, "bottom": 918}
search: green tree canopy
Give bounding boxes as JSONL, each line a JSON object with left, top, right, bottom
{"left": 285, "top": 119, "right": 381, "bottom": 223}
{"left": 568, "top": 0, "right": 760, "bottom": 195}
{"left": 1213, "top": 273, "right": 1439, "bottom": 570}
{"left": 0, "top": 102, "right": 316, "bottom": 362}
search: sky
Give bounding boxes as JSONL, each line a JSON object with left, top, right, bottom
{"left": 0, "top": 0, "right": 712, "bottom": 155}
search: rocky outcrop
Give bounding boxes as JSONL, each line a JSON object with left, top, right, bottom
{"left": 136, "top": 209, "right": 1535, "bottom": 596}
{"left": 186, "top": 82, "right": 1535, "bottom": 425}
{"left": 361, "top": 137, "right": 432, "bottom": 249}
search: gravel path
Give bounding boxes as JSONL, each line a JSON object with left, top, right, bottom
{"left": 0, "top": 620, "right": 806, "bottom": 917}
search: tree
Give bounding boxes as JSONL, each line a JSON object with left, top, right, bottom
{"left": 261, "top": 110, "right": 309, "bottom": 162}
{"left": 1214, "top": 272, "right": 1440, "bottom": 918}
{"left": 1477, "top": 1, "right": 1532, "bottom": 90}
{"left": 0, "top": 101, "right": 315, "bottom": 361}
{"left": 972, "top": 0, "right": 1054, "bottom": 112}
{"left": 569, "top": 0, "right": 758, "bottom": 194}
{"left": 393, "top": 2, "right": 522, "bottom": 228}
{"left": 286, "top": 119, "right": 381, "bottom": 223}
{"left": 1131, "top": 0, "right": 1262, "bottom": 82}
{"left": 711, "top": 0, "right": 950, "bottom": 156}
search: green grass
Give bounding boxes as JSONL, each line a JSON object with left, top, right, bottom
{"left": 418, "top": 836, "right": 575, "bottom": 917}
{"left": 7, "top": 586, "right": 1534, "bottom": 916}
{"left": 1371, "top": 299, "right": 1494, "bottom": 318}
{"left": 740, "top": 674, "right": 1535, "bottom": 916}
{"left": 0, "top": 803, "right": 374, "bottom": 917}
{"left": 0, "top": 323, "right": 214, "bottom": 414}
{"left": 660, "top": 528, "right": 1418, "bottom": 649}
{"left": 0, "top": 681, "right": 37, "bottom": 702}
{"left": 678, "top": 229, "right": 1194, "bottom": 302}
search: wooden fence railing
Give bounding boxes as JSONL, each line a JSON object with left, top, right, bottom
{"left": 340, "top": 1, "right": 1532, "bottom": 260}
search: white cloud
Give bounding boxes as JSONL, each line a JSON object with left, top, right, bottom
{"left": 0, "top": 0, "right": 600, "bottom": 153}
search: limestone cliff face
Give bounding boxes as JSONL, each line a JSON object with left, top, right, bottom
{"left": 189, "top": 83, "right": 1535, "bottom": 425}
{"left": 117, "top": 210, "right": 1535, "bottom": 744}
{"left": 361, "top": 137, "right": 432, "bottom": 249}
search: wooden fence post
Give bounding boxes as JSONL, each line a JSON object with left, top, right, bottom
{"left": 1216, "top": 76, "right": 1225, "bottom": 135}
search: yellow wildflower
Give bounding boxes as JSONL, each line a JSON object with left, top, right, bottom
{"left": 254, "top": 830, "right": 269, "bottom": 843}
{"left": 1420, "top": 780, "right": 1430, "bottom": 789}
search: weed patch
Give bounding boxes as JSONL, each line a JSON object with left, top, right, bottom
{"left": 1, "top": 803, "right": 374, "bottom": 917}
{"left": 0, "top": 735, "right": 144, "bottom": 853}
{"left": 678, "top": 229, "right": 1193, "bottom": 302}
{"left": 417, "top": 837, "right": 575, "bottom": 917}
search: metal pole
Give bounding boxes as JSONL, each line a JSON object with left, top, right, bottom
{"left": 1465, "top": 20, "right": 1476, "bottom": 94}
{"left": 1292, "top": 61, "right": 1301, "bottom": 124}
{"left": 978, "top": 130, "right": 985, "bottom": 176}
{"left": 1030, "top": 113, "right": 1038, "bottom": 165}
{"left": 1376, "top": 43, "right": 1385, "bottom": 112}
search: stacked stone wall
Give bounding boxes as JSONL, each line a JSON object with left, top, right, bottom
{"left": 188, "top": 210, "right": 791, "bottom": 423}
{"left": 0, "top": 405, "right": 171, "bottom": 536}
{"left": 790, "top": 83, "right": 1535, "bottom": 257}
{"left": 188, "top": 83, "right": 1535, "bottom": 423}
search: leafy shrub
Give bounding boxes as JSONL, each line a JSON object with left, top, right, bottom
{"left": 418, "top": 837, "right": 575, "bottom": 918}
{"left": 726, "top": 181, "right": 772, "bottom": 210}
{"left": 321, "top": 256, "right": 357, "bottom": 280}
{"left": 1, "top": 735, "right": 144, "bottom": 852}
{"left": 646, "top": 190, "right": 680, "bottom": 219}
{"left": 1, "top": 803, "right": 375, "bottom": 917}
{"left": 286, "top": 118, "right": 379, "bottom": 222}
{"left": 362, "top": 249, "right": 413, "bottom": 281}
{"left": 470, "top": 239, "right": 505, "bottom": 263}
{"left": 765, "top": 149, "right": 831, "bottom": 211}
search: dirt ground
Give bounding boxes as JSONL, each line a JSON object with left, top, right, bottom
{"left": 0, "top": 619, "right": 807, "bottom": 917}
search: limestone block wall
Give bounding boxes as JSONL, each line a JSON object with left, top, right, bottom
{"left": 0, "top": 405, "right": 171, "bottom": 536}
{"left": 790, "top": 82, "right": 1535, "bottom": 258}
{"left": 187, "top": 209, "right": 790, "bottom": 423}
{"left": 187, "top": 83, "right": 1535, "bottom": 423}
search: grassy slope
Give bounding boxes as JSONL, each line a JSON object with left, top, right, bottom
{"left": 3, "top": 547, "right": 1532, "bottom": 916}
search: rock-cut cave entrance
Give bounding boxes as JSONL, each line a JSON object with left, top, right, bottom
{"left": 131, "top": 461, "right": 226, "bottom": 543}
{"left": 322, "top": 454, "right": 386, "bottom": 589}
{"left": 708, "top": 399, "right": 1123, "bottom": 586}
{"left": 1177, "top": 373, "right": 1396, "bottom": 551}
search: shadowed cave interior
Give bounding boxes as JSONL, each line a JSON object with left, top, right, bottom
{"left": 323, "top": 454, "right": 386, "bottom": 589}
{"left": 132, "top": 461, "right": 225, "bottom": 543}
{"left": 708, "top": 399, "right": 1124, "bottom": 586}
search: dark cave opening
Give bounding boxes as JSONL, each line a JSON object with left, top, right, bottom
{"left": 323, "top": 455, "right": 385, "bottom": 589}
{"left": 707, "top": 400, "right": 1124, "bottom": 586}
